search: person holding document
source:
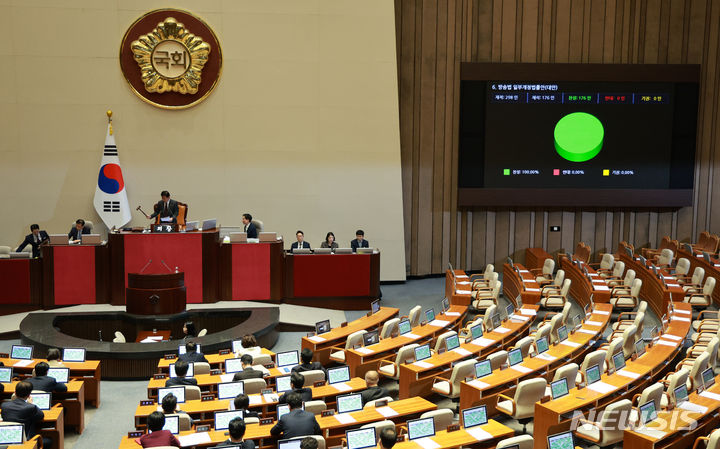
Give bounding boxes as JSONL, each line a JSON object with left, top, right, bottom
{"left": 149, "top": 190, "right": 178, "bottom": 224}
{"left": 68, "top": 219, "right": 90, "bottom": 243}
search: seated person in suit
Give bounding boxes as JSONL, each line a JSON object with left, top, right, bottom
{"left": 351, "top": 229, "right": 369, "bottom": 252}
{"left": 236, "top": 334, "right": 261, "bottom": 356}
{"left": 179, "top": 341, "right": 208, "bottom": 364}
{"left": 233, "top": 354, "right": 264, "bottom": 381}
{"left": 165, "top": 360, "right": 197, "bottom": 387}
{"left": 291, "top": 348, "right": 326, "bottom": 378}
{"left": 242, "top": 213, "right": 258, "bottom": 239}
{"left": 161, "top": 393, "right": 193, "bottom": 426}
{"left": 29, "top": 361, "right": 67, "bottom": 393}
{"left": 46, "top": 348, "right": 64, "bottom": 367}
{"left": 320, "top": 232, "right": 339, "bottom": 250}
{"left": 68, "top": 219, "right": 90, "bottom": 243}
{"left": 379, "top": 428, "right": 398, "bottom": 449}
{"left": 360, "top": 370, "right": 388, "bottom": 405}
{"left": 149, "top": 190, "right": 179, "bottom": 224}
{"left": 232, "top": 393, "right": 260, "bottom": 418}
{"left": 301, "top": 437, "right": 318, "bottom": 449}
{"left": 278, "top": 372, "right": 313, "bottom": 404}
{"left": 270, "top": 392, "right": 321, "bottom": 439}
{"left": 290, "top": 230, "right": 311, "bottom": 252}
{"left": 17, "top": 224, "right": 49, "bottom": 258}
{"left": 214, "top": 417, "right": 255, "bottom": 449}
{"left": 138, "top": 411, "right": 181, "bottom": 448}
{"left": 1, "top": 381, "right": 46, "bottom": 446}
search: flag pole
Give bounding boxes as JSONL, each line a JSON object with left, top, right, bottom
{"left": 107, "top": 109, "right": 113, "bottom": 135}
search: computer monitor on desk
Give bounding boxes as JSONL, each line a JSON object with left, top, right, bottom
{"left": 185, "top": 221, "right": 198, "bottom": 231}
{"left": 259, "top": 232, "right": 277, "bottom": 242}
{"left": 49, "top": 235, "right": 68, "bottom": 245}
{"left": 229, "top": 233, "right": 247, "bottom": 243}
{"left": 293, "top": 248, "right": 312, "bottom": 254}
{"left": 201, "top": 219, "right": 217, "bottom": 230}
{"left": 335, "top": 248, "right": 353, "bottom": 254}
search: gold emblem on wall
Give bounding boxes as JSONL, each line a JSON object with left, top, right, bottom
{"left": 119, "top": 9, "right": 222, "bottom": 109}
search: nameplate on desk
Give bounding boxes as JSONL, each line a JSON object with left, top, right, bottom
{"left": 196, "top": 425, "right": 211, "bottom": 433}
{"left": 140, "top": 400, "right": 153, "bottom": 406}
{"left": 321, "top": 410, "right": 335, "bottom": 417}
{"left": 219, "top": 349, "right": 231, "bottom": 355}
{"left": 128, "top": 431, "right": 143, "bottom": 438}
{"left": 260, "top": 418, "right": 274, "bottom": 425}
{"left": 313, "top": 381, "right": 326, "bottom": 388}
{"left": 210, "top": 369, "right": 222, "bottom": 375}
{"left": 446, "top": 424, "right": 460, "bottom": 433}
{"left": 153, "top": 374, "right": 167, "bottom": 380}
{"left": 201, "top": 395, "right": 214, "bottom": 401}
{"left": 163, "top": 354, "right": 175, "bottom": 360}
{"left": 374, "top": 400, "right": 388, "bottom": 408}
{"left": 0, "top": 353, "right": 8, "bottom": 359}
{"left": 264, "top": 363, "right": 275, "bottom": 369}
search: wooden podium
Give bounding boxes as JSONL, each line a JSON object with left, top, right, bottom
{"left": 126, "top": 272, "right": 186, "bottom": 315}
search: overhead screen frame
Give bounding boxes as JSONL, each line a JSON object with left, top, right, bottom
{"left": 458, "top": 63, "right": 700, "bottom": 208}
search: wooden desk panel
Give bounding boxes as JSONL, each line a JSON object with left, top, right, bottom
{"left": 0, "top": 258, "right": 42, "bottom": 306}
{"left": 560, "top": 258, "right": 611, "bottom": 305}
{"left": 678, "top": 248, "right": 720, "bottom": 306}
{"left": 41, "top": 406, "right": 64, "bottom": 449}
{"left": 42, "top": 244, "right": 109, "bottom": 306}
{"left": 620, "top": 253, "right": 685, "bottom": 318}
{"left": 445, "top": 270, "right": 473, "bottom": 307}
{"left": 526, "top": 248, "right": 553, "bottom": 271}
{"left": 502, "top": 264, "right": 541, "bottom": 304}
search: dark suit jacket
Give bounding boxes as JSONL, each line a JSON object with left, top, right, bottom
{"left": 351, "top": 239, "right": 370, "bottom": 251}
{"left": 138, "top": 429, "right": 181, "bottom": 448}
{"left": 291, "top": 362, "right": 326, "bottom": 378}
{"left": 0, "top": 398, "right": 44, "bottom": 438}
{"left": 361, "top": 386, "right": 389, "bottom": 405}
{"left": 270, "top": 409, "right": 321, "bottom": 439}
{"left": 244, "top": 222, "right": 258, "bottom": 239}
{"left": 290, "top": 242, "right": 311, "bottom": 252}
{"left": 214, "top": 438, "right": 255, "bottom": 449}
{"left": 165, "top": 377, "right": 198, "bottom": 387}
{"left": 17, "top": 231, "right": 49, "bottom": 258}
{"left": 179, "top": 352, "right": 208, "bottom": 364}
{"left": 67, "top": 227, "right": 91, "bottom": 241}
{"left": 233, "top": 368, "right": 264, "bottom": 381}
{"left": 278, "top": 388, "right": 312, "bottom": 404}
{"left": 28, "top": 375, "right": 67, "bottom": 393}
{"left": 150, "top": 199, "right": 179, "bottom": 222}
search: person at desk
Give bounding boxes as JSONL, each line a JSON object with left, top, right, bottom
{"left": 178, "top": 342, "right": 208, "bottom": 364}
{"left": 17, "top": 224, "right": 49, "bottom": 258}
{"left": 1, "top": 381, "right": 47, "bottom": 447}
{"left": 278, "top": 372, "right": 312, "bottom": 404}
{"left": 320, "top": 232, "right": 339, "bottom": 250}
{"left": 360, "top": 370, "right": 388, "bottom": 405}
{"left": 149, "top": 190, "right": 179, "bottom": 224}
{"left": 379, "top": 428, "right": 397, "bottom": 449}
{"left": 236, "top": 334, "right": 261, "bottom": 356}
{"left": 351, "top": 229, "right": 369, "bottom": 252}
{"left": 214, "top": 417, "right": 255, "bottom": 449}
{"left": 138, "top": 411, "right": 181, "bottom": 448}
{"left": 232, "top": 393, "right": 260, "bottom": 418}
{"left": 181, "top": 321, "right": 197, "bottom": 342}
{"left": 46, "top": 348, "right": 64, "bottom": 367}
{"left": 68, "top": 219, "right": 90, "bottom": 243}
{"left": 241, "top": 213, "right": 258, "bottom": 239}
{"left": 291, "top": 348, "right": 326, "bottom": 378}
{"left": 164, "top": 360, "right": 197, "bottom": 387}
{"left": 290, "top": 230, "right": 311, "bottom": 252}
{"left": 270, "top": 392, "right": 321, "bottom": 439}
{"left": 28, "top": 362, "right": 67, "bottom": 393}
{"left": 161, "top": 393, "right": 193, "bottom": 426}
{"left": 233, "top": 354, "right": 264, "bottom": 381}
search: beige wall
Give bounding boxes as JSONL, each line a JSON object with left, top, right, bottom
{"left": 0, "top": 1, "right": 407, "bottom": 280}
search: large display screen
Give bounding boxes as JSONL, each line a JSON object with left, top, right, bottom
{"left": 458, "top": 63, "right": 699, "bottom": 207}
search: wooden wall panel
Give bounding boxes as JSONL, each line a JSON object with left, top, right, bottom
{"left": 396, "top": 0, "right": 720, "bottom": 276}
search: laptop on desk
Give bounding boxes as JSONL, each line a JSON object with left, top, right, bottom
{"left": 259, "top": 232, "right": 277, "bottom": 242}
{"left": 229, "top": 233, "right": 247, "bottom": 243}
{"left": 81, "top": 234, "right": 101, "bottom": 245}
{"left": 49, "top": 234, "right": 68, "bottom": 245}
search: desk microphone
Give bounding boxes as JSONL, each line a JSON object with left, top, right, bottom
{"left": 160, "top": 259, "right": 173, "bottom": 273}
{"left": 139, "top": 259, "right": 153, "bottom": 273}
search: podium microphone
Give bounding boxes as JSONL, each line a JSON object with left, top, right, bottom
{"left": 160, "top": 259, "right": 173, "bottom": 273}
{"left": 139, "top": 259, "right": 153, "bottom": 273}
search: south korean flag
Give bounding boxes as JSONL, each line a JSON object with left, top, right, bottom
{"left": 93, "top": 122, "right": 131, "bottom": 229}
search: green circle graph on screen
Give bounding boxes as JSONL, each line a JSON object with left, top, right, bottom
{"left": 553, "top": 112, "right": 604, "bottom": 162}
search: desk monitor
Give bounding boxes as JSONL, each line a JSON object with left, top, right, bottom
{"left": 277, "top": 403, "right": 302, "bottom": 420}
{"left": 259, "top": 232, "right": 277, "bottom": 242}
{"left": 445, "top": 334, "right": 460, "bottom": 351}
{"left": 639, "top": 401, "right": 658, "bottom": 425}
{"left": 276, "top": 350, "right": 299, "bottom": 368}
{"left": 178, "top": 344, "right": 201, "bottom": 356}
{"left": 185, "top": 221, "right": 198, "bottom": 231}
{"left": 635, "top": 339, "right": 646, "bottom": 357}
{"left": 612, "top": 351, "right": 626, "bottom": 372}
{"left": 229, "top": 233, "right": 247, "bottom": 243}
{"left": 584, "top": 303, "right": 591, "bottom": 317}
{"left": 0, "top": 424, "right": 24, "bottom": 445}
{"left": 507, "top": 257, "right": 514, "bottom": 267}
{"left": 370, "top": 300, "right": 380, "bottom": 314}
{"left": 470, "top": 324, "right": 483, "bottom": 340}
{"left": 674, "top": 384, "right": 689, "bottom": 404}
{"left": 337, "top": 393, "right": 363, "bottom": 414}
{"left": 506, "top": 304, "right": 515, "bottom": 318}
{"left": 81, "top": 234, "right": 101, "bottom": 245}
{"left": 407, "top": 417, "right": 435, "bottom": 440}
{"left": 218, "top": 382, "right": 244, "bottom": 400}
{"left": 31, "top": 392, "right": 51, "bottom": 410}
{"left": 425, "top": 308, "right": 436, "bottom": 323}
{"left": 313, "top": 247, "right": 331, "bottom": 254}
{"left": 702, "top": 367, "right": 715, "bottom": 389}
{"left": 491, "top": 313, "right": 501, "bottom": 331}
{"left": 639, "top": 255, "right": 647, "bottom": 266}
{"left": 275, "top": 375, "right": 292, "bottom": 393}
{"left": 414, "top": 344, "right": 432, "bottom": 362}
{"left": 62, "top": 348, "right": 86, "bottom": 362}
{"left": 49, "top": 234, "right": 67, "bottom": 245}
{"left": 547, "top": 431, "right": 575, "bottom": 449}
{"left": 231, "top": 340, "right": 243, "bottom": 353}
{"left": 586, "top": 364, "right": 601, "bottom": 386}
{"left": 556, "top": 325, "right": 568, "bottom": 343}
{"left": 47, "top": 367, "right": 69, "bottom": 383}
{"left": 201, "top": 218, "right": 217, "bottom": 230}
{"left": 224, "top": 358, "right": 244, "bottom": 374}
{"left": 356, "top": 247, "right": 374, "bottom": 254}
{"left": 0, "top": 367, "right": 12, "bottom": 383}
{"left": 346, "top": 428, "right": 377, "bottom": 449}
{"left": 363, "top": 331, "right": 379, "bottom": 346}
{"left": 442, "top": 297, "right": 450, "bottom": 312}
{"left": 461, "top": 405, "right": 488, "bottom": 428}
{"left": 327, "top": 366, "right": 351, "bottom": 385}
{"left": 293, "top": 248, "right": 312, "bottom": 254}
{"left": 550, "top": 378, "right": 569, "bottom": 400}
{"left": 335, "top": 248, "right": 353, "bottom": 254}
{"left": 535, "top": 336, "right": 549, "bottom": 355}
{"left": 398, "top": 319, "right": 412, "bottom": 335}
{"left": 214, "top": 410, "right": 244, "bottom": 430}
{"left": 278, "top": 440, "right": 303, "bottom": 449}
{"left": 683, "top": 243, "right": 693, "bottom": 253}
{"left": 169, "top": 362, "right": 194, "bottom": 378}
{"left": 624, "top": 246, "right": 634, "bottom": 258}
{"left": 158, "top": 387, "right": 185, "bottom": 404}
{"left": 163, "top": 415, "right": 180, "bottom": 435}
{"left": 11, "top": 345, "right": 33, "bottom": 360}
{"left": 704, "top": 252, "right": 712, "bottom": 263}
{"left": 508, "top": 348, "right": 523, "bottom": 366}
{"left": 315, "top": 320, "right": 331, "bottom": 334}
{"left": 649, "top": 326, "right": 658, "bottom": 341}
{"left": 474, "top": 360, "right": 492, "bottom": 378}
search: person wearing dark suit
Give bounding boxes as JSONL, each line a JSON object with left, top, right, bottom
{"left": 178, "top": 342, "right": 208, "bottom": 364}
{"left": 1, "top": 381, "right": 45, "bottom": 443}
{"left": 138, "top": 411, "right": 181, "bottom": 448}
{"left": 290, "top": 231, "right": 311, "bottom": 252}
{"left": 28, "top": 362, "right": 67, "bottom": 393}
{"left": 379, "top": 428, "right": 398, "bottom": 449}
{"left": 270, "top": 392, "right": 321, "bottom": 439}
{"left": 320, "top": 232, "right": 339, "bottom": 250}
{"left": 278, "top": 372, "right": 313, "bottom": 404}
{"left": 17, "top": 224, "right": 49, "bottom": 258}
{"left": 291, "top": 348, "right": 327, "bottom": 378}
{"left": 149, "top": 190, "right": 179, "bottom": 224}
{"left": 214, "top": 417, "right": 255, "bottom": 449}
{"left": 242, "top": 213, "right": 258, "bottom": 238}
{"left": 350, "top": 230, "right": 369, "bottom": 252}
{"left": 233, "top": 354, "right": 264, "bottom": 381}
{"left": 360, "top": 370, "right": 388, "bottom": 405}
{"left": 165, "top": 360, "right": 198, "bottom": 387}
{"left": 68, "top": 219, "right": 90, "bottom": 243}
{"left": 232, "top": 394, "right": 259, "bottom": 419}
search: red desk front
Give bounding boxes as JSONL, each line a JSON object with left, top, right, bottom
{"left": 42, "top": 245, "right": 108, "bottom": 306}
{"left": 109, "top": 231, "right": 219, "bottom": 304}
{"left": 0, "top": 258, "right": 42, "bottom": 305}
{"left": 219, "top": 242, "right": 284, "bottom": 301}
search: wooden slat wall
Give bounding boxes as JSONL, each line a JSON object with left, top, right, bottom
{"left": 396, "top": 0, "right": 720, "bottom": 276}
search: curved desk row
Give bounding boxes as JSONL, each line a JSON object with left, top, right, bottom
{"left": 678, "top": 248, "right": 720, "bottom": 307}
{"left": 619, "top": 253, "right": 685, "bottom": 319}
{"left": 502, "top": 263, "right": 542, "bottom": 305}
{"left": 560, "top": 258, "right": 612, "bottom": 306}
